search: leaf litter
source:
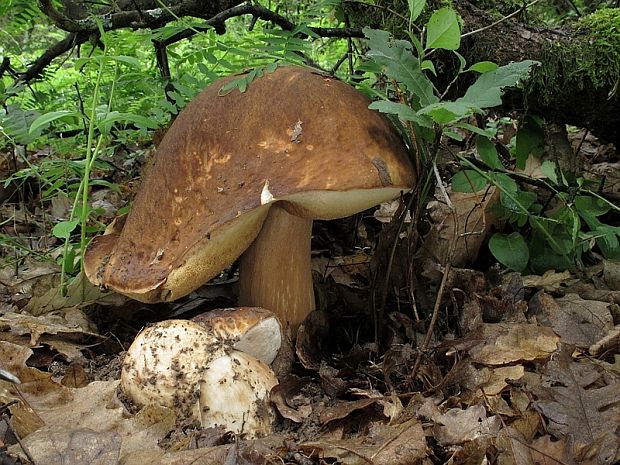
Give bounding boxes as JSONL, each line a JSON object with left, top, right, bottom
{"left": 1, "top": 141, "right": 620, "bottom": 465}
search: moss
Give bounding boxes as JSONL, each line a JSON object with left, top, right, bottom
{"left": 528, "top": 8, "right": 620, "bottom": 105}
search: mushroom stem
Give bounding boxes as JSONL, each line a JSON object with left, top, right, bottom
{"left": 239, "top": 203, "right": 315, "bottom": 330}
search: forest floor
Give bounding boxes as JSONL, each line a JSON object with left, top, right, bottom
{"left": 0, "top": 130, "right": 619, "bottom": 465}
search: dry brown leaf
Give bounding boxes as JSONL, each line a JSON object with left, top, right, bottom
{"left": 530, "top": 292, "right": 613, "bottom": 348}
{"left": 533, "top": 350, "right": 620, "bottom": 464}
{"left": 319, "top": 398, "right": 379, "bottom": 424}
{"left": 603, "top": 260, "right": 620, "bottom": 290}
{"left": 480, "top": 365, "right": 525, "bottom": 396}
{"left": 432, "top": 404, "right": 502, "bottom": 446}
{"left": 468, "top": 323, "right": 559, "bottom": 366}
{"left": 521, "top": 270, "right": 572, "bottom": 292}
{"left": 0, "top": 259, "right": 59, "bottom": 296}
{"left": 3, "top": 342, "right": 175, "bottom": 463}
{"left": 270, "top": 376, "right": 312, "bottom": 423}
{"left": 303, "top": 419, "right": 428, "bottom": 465}
{"left": 16, "top": 429, "right": 122, "bottom": 465}
{"left": 0, "top": 308, "right": 100, "bottom": 346}
{"left": 496, "top": 426, "right": 534, "bottom": 465}
{"left": 22, "top": 272, "right": 126, "bottom": 316}
{"left": 420, "top": 187, "right": 499, "bottom": 268}
{"left": 528, "top": 435, "right": 586, "bottom": 465}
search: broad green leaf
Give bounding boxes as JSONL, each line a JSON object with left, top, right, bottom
{"left": 476, "top": 136, "right": 503, "bottom": 169}
{"left": 407, "top": 0, "right": 426, "bottom": 22}
{"left": 454, "top": 50, "right": 467, "bottom": 73}
{"left": 107, "top": 55, "right": 141, "bottom": 67}
{"left": 458, "top": 60, "right": 538, "bottom": 109}
{"left": 489, "top": 232, "right": 529, "bottom": 271}
{"left": 52, "top": 220, "right": 79, "bottom": 240}
{"left": 368, "top": 101, "right": 434, "bottom": 128}
{"left": 451, "top": 169, "right": 487, "bottom": 192}
{"left": 364, "top": 28, "right": 438, "bottom": 108}
{"left": 528, "top": 231, "right": 574, "bottom": 273}
{"left": 467, "top": 61, "right": 498, "bottom": 73}
{"left": 575, "top": 195, "right": 610, "bottom": 217}
{"left": 74, "top": 55, "right": 140, "bottom": 69}
{"left": 418, "top": 101, "right": 476, "bottom": 124}
{"left": 29, "top": 111, "right": 82, "bottom": 134}
{"left": 425, "top": 8, "right": 461, "bottom": 50}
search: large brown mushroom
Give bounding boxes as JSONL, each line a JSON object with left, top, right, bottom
{"left": 85, "top": 66, "right": 415, "bottom": 329}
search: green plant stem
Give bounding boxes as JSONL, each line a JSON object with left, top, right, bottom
{"left": 458, "top": 156, "right": 566, "bottom": 254}
{"left": 59, "top": 50, "right": 108, "bottom": 295}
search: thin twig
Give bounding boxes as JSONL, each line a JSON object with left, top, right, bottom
{"left": 2, "top": 413, "right": 36, "bottom": 465}
{"left": 408, "top": 175, "right": 459, "bottom": 383}
{"left": 461, "top": 0, "right": 543, "bottom": 39}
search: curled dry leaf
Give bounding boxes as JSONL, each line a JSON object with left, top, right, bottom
{"left": 433, "top": 404, "right": 502, "bottom": 447}
{"left": 468, "top": 323, "right": 559, "bottom": 366}
{"left": 420, "top": 187, "right": 500, "bottom": 270}
{"left": 270, "top": 376, "right": 313, "bottom": 423}
{"left": 521, "top": 270, "right": 572, "bottom": 292}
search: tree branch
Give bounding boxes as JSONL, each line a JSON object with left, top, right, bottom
{"left": 158, "top": 3, "right": 363, "bottom": 46}
{"left": 23, "top": 1, "right": 363, "bottom": 84}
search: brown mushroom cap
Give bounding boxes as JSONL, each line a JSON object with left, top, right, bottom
{"left": 84, "top": 66, "right": 415, "bottom": 304}
{"left": 191, "top": 307, "right": 281, "bottom": 364}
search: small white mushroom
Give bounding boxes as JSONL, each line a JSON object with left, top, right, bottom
{"left": 120, "top": 319, "right": 220, "bottom": 419}
{"left": 199, "top": 351, "right": 278, "bottom": 436}
{"left": 120, "top": 308, "right": 281, "bottom": 437}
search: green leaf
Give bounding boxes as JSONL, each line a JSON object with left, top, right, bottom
{"left": 455, "top": 122, "right": 496, "bottom": 138}
{"left": 418, "top": 101, "right": 477, "bottom": 124}
{"left": 476, "top": 136, "right": 503, "bottom": 169}
{"left": 368, "top": 101, "right": 434, "bottom": 128}
{"left": 425, "top": 8, "right": 461, "bottom": 50}
{"left": 540, "top": 160, "right": 559, "bottom": 184}
{"left": 458, "top": 60, "right": 538, "bottom": 109}
{"left": 52, "top": 220, "right": 79, "bottom": 240}
{"left": 98, "top": 112, "right": 159, "bottom": 133}
{"left": 489, "top": 232, "right": 529, "bottom": 271}
{"left": 443, "top": 130, "right": 464, "bottom": 141}
{"left": 29, "top": 111, "right": 82, "bottom": 134}
{"left": 515, "top": 116, "right": 544, "bottom": 169}
{"left": 451, "top": 170, "right": 487, "bottom": 192}
{"left": 592, "top": 225, "right": 620, "bottom": 259}
{"left": 575, "top": 195, "right": 611, "bottom": 217}
{"left": 467, "top": 61, "right": 498, "bottom": 73}
{"left": 364, "top": 28, "right": 438, "bottom": 108}
{"left": 421, "top": 60, "right": 436, "bottom": 75}
{"left": 492, "top": 173, "right": 518, "bottom": 195}
{"left": 407, "top": 0, "right": 426, "bottom": 22}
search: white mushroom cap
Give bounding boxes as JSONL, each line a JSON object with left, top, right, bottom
{"left": 120, "top": 308, "right": 282, "bottom": 435}
{"left": 199, "top": 351, "right": 278, "bottom": 437}
{"left": 120, "top": 319, "right": 221, "bottom": 419}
